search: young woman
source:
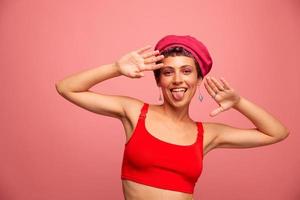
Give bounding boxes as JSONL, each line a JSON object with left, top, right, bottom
{"left": 55, "top": 35, "right": 289, "bottom": 200}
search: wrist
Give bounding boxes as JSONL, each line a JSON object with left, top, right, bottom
{"left": 113, "top": 61, "right": 122, "bottom": 76}
{"left": 233, "top": 96, "right": 242, "bottom": 109}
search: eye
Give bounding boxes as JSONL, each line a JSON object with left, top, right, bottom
{"left": 183, "top": 70, "right": 191, "bottom": 74}
{"left": 163, "top": 71, "right": 172, "bottom": 75}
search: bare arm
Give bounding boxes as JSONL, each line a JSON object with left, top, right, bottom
{"left": 55, "top": 45, "right": 164, "bottom": 119}
{"left": 55, "top": 63, "right": 133, "bottom": 119}
{"left": 204, "top": 76, "right": 289, "bottom": 149}
{"left": 232, "top": 96, "right": 289, "bottom": 140}
{"left": 55, "top": 62, "right": 121, "bottom": 93}
{"left": 212, "top": 96, "right": 289, "bottom": 149}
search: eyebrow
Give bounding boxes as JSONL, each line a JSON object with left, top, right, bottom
{"left": 162, "top": 65, "right": 192, "bottom": 69}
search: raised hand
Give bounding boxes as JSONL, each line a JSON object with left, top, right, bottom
{"left": 115, "top": 45, "right": 165, "bottom": 79}
{"left": 204, "top": 76, "right": 241, "bottom": 117}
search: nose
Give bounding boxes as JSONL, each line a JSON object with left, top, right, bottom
{"left": 172, "top": 72, "right": 183, "bottom": 84}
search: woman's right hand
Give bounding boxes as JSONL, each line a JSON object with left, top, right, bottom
{"left": 115, "top": 45, "right": 165, "bottom": 78}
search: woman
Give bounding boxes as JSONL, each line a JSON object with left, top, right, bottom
{"left": 55, "top": 35, "right": 289, "bottom": 200}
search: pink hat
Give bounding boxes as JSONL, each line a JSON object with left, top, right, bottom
{"left": 154, "top": 35, "right": 213, "bottom": 77}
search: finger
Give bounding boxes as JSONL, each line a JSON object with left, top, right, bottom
{"left": 210, "top": 107, "right": 223, "bottom": 117}
{"left": 134, "top": 71, "right": 144, "bottom": 78}
{"left": 210, "top": 77, "right": 226, "bottom": 91}
{"left": 136, "top": 45, "right": 152, "bottom": 54}
{"left": 143, "top": 63, "right": 164, "bottom": 71}
{"left": 144, "top": 54, "right": 164, "bottom": 64}
{"left": 219, "top": 77, "right": 231, "bottom": 89}
{"left": 142, "top": 50, "right": 160, "bottom": 59}
{"left": 204, "top": 78, "right": 216, "bottom": 97}
{"left": 206, "top": 77, "right": 219, "bottom": 93}
{"left": 151, "top": 63, "right": 165, "bottom": 70}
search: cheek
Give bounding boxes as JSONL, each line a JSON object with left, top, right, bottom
{"left": 158, "top": 76, "right": 170, "bottom": 87}
{"left": 186, "top": 77, "right": 198, "bottom": 86}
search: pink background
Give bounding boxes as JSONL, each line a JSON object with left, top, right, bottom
{"left": 0, "top": 0, "right": 299, "bottom": 199}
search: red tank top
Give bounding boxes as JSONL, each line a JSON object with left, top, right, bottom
{"left": 121, "top": 102, "right": 204, "bottom": 194}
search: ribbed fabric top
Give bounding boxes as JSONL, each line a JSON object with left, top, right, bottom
{"left": 121, "top": 102, "right": 204, "bottom": 194}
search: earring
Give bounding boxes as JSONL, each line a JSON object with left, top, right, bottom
{"left": 158, "top": 87, "right": 162, "bottom": 101}
{"left": 198, "top": 86, "right": 204, "bottom": 102}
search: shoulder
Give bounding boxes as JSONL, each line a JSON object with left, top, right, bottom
{"left": 202, "top": 121, "right": 230, "bottom": 135}
{"left": 202, "top": 121, "right": 217, "bottom": 133}
{"left": 121, "top": 97, "right": 160, "bottom": 120}
{"left": 121, "top": 96, "right": 144, "bottom": 117}
{"left": 202, "top": 121, "right": 226, "bottom": 131}
{"left": 201, "top": 121, "right": 221, "bottom": 144}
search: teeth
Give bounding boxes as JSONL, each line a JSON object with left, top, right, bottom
{"left": 173, "top": 89, "right": 185, "bottom": 92}
{"left": 171, "top": 88, "right": 187, "bottom": 92}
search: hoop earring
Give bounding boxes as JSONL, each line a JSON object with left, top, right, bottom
{"left": 198, "top": 86, "right": 204, "bottom": 102}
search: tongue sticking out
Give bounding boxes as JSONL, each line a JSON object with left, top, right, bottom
{"left": 171, "top": 91, "right": 185, "bottom": 101}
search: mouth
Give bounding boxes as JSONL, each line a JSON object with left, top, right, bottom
{"left": 169, "top": 88, "right": 188, "bottom": 101}
{"left": 170, "top": 88, "right": 188, "bottom": 92}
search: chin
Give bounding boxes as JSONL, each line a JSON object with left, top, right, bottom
{"left": 168, "top": 96, "right": 192, "bottom": 106}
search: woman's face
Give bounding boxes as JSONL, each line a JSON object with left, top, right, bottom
{"left": 158, "top": 56, "right": 202, "bottom": 106}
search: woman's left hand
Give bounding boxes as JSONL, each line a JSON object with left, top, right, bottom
{"left": 203, "top": 76, "right": 241, "bottom": 117}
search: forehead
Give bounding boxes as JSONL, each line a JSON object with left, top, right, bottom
{"left": 162, "top": 56, "right": 196, "bottom": 69}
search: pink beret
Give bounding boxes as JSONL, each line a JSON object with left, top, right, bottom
{"left": 154, "top": 35, "right": 213, "bottom": 77}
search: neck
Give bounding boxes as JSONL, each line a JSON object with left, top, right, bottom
{"left": 158, "top": 101, "right": 192, "bottom": 123}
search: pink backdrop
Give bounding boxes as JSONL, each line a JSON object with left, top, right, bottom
{"left": 0, "top": 0, "right": 299, "bottom": 199}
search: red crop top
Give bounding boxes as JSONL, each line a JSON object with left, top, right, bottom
{"left": 121, "top": 102, "right": 204, "bottom": 194}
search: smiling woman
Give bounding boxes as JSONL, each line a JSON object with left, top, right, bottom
{"left": 153, "top": 46, "right": 203, "bottom": 86}
{"left": 157, "top": 55, "right": 199, "bottom": 103}
{"left": 56, "top": 34, "right": 289, "bottom": 200}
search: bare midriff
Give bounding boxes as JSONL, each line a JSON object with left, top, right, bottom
{"left": 122, "top": 180, "right": 194, "bottom": 200}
